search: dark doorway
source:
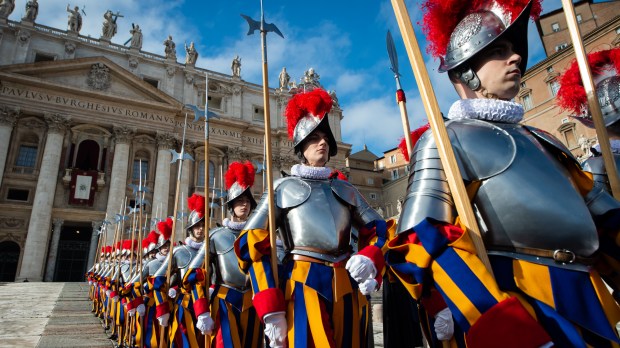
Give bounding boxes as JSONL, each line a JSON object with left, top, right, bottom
{"left": 75, "top": 140, "right": 100, "bottom": 171}
{"left": 53, "top": 223, "right": 92, "bottom": 282}
{"left": 0, "top": 241, "right": 20, "bottom": 282}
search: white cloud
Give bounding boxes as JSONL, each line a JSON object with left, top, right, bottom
{"left": 334, "top": 73, "right": 366, "bottom": 95}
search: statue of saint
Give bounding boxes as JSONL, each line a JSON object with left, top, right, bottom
{"left": 578, "top": 134, "right": 591, "bottom": 157}
{"left": 22, "top": 0, "right": 38, "bottom": 22}
{"left": 279, "top": 67, "right": 290, "bottom": 90}
{"left": 185, "top": 42, "right": 198, "bottom": 65}
{"left": 231, "top": 55, "right": 242, "bottom": 77}
{"left": 0, "top": 0, "right": 15, "bottom": 19}
{"left": 163, "top": 35, "right": 177, "bottom": 60}
{"left": 66, "top": 5, "right": 82, "bottom": 33}
{"left": 129, "top": 24, "right": 142, "bottom": 50}
{"left": 102, "top": 10, "right": 121, "bottom": 40}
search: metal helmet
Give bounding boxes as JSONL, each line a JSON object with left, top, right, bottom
{"left": 186, "top": 210, "right": 205, "bottom": 231}
{"left": 556, "top": 48, "right": 620, "bottom": 128}
{"left": 186, "top": 194, "right": 206, "bottom": 231}
{"left": 285, "top": 88, "right": 338, "bottom": 157}
{"left": 224, "top": 161, "right": 257, "bottom": 211}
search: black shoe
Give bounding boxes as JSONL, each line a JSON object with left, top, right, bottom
{"left": 108, "top": 334, "right": 117, "bottom": 340}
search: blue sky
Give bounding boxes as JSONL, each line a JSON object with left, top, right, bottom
{"left": 18, "top": 0, "right": 567, "bottom": 156}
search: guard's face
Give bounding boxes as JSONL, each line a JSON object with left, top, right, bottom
{"left": 191, "top": 220, "right": 205, "bottom": 242}
{"left": 159, "top": 243, "right": 170, "bottom": 256}
{"left": 470, "top": 39, "right": 522, "bottom": 100}
{"left": 302, "top": 130, "right": 330, "bottom": 167}
{"left": 232, "top": 196, "right": 251, "bottom": 221}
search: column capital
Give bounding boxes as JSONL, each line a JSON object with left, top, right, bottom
{"left": 43, "top": 113, "right": 71, "bottom": 134}
{"left": 0, "top": 105, "right": 20, "bottom": 127}
{"left": 113, "top": 125, "right": 136, "bottom": 144}
{"left": 184, "top": 141, "right": 196, "bottom": 157}
{"left": 156, "top": 132, "right": 177, "bottom": 151}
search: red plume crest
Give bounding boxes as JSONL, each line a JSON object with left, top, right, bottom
{"left": 422, "top": 0, "right": 542, "bottom": 59}
{"left": 157, "top": 217, "right": 173, "bottom": 242}
{"left": 284, "top": 88, "right": 333, "bottom": 139}
{"left": 557, "top": 48, "right": 620, "bottom": 115}
{"left": 398, "top": 124, "right": 431, "bottom": 162}
{"left": 187, "top": 194, "right": 206, "bottom": 218}
{"left": 225, "top": 161, "right": 256, "bottom": 190}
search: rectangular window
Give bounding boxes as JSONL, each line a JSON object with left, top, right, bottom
{"left": 378, "top": 161, "right": 384, "bottom": 169}
{"left": 207, "top": 96, "right": 222, "bottom": 110}
{"left": 197, "top": 160, "right": 215, "bottom": 187}
{"left": 390, "top": 155, "right": 397, "bottom": 164}
{"left": 15, "top": 145, "right": 38, "bottom": 168}
{"left": 366, "top": 178, "right": 374, "bottom": 185}
{"left": 520, "top": 82, "right": 527, "bottom": 88}
{"left": 522, "top": 94, "right": 533, "bottom": 111}
{"left": 7, "top": 188, "right": 29, "bottom": 201}
{"left": 404, "top": 165, "right": 410, "bottom": 174}
{"left": 616, "top": 27, "right": 620, "bottom": 34}
{"left": 563, "top": 129, "right": 577, "bottom": 148}
{"left": 369, "top": 193, "right": 377, "bottom": 200}
{"left": 549, "top": 80, "right": 560, "bottom": 97}
{"left": 391, "top": 169, "right": 399, "bottom": 180}
{"left": 34, "top": 53, "right": 55, "bottom": 62}
{"left": 561, "top": 117, "right": 569, "bottom": 124}
{"left": 546, "top": 66, "right": 554, "bottom": 73}
{"left": 576, "top": 14, "right": 582, "bottom": 23}
{"left": 555, "top": 43, "right": 568, "bottom": 52}
{"left": 551, "top": 22, "right": 560, "bottom": 32}
{"left": 253, "top": 106, "right": 265, "bottom": 122}
{"left": 143, "top": 77, "right": 159, "bottom": 89}
{"left": 132, "top": 159, "right": 149, "bottom": 181}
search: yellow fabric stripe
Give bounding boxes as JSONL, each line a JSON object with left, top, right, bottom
{"left": 287, "top": 300, "right": 295, "bottom": 348}
{"left": 589, "top": 269, "right": 620, "bottom": 332}
{"left": 332, "top": 290, "right": 344, "bottom": 347}
{"left": 431, "top": 260, "right": 482, "bottom": 326}
{"left": 512, "top": 259, "right": 555, "bottom": 308}
{"left": 226, "top": 301, "right": 242, "bottom": 348}
{"left": 245, "top": 228, "right": 269, "bottom": 261}
{"left": 304, "top": 284, "right": 332, "bottom": 348}
{"left": 183, "top": 304, "right": 200, "bottom": 348}
{"left": 250, "top": 261, "right": 272, "bottom": 292}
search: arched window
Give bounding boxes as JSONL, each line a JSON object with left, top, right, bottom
{"left": 75, "top": 139, "right": 100, "bottom": 171}
{"left": 14, "top": 133, "right": 39, "bottom": 172}
{"left": 0, "top": 241, "right": 20, "bottom": 282}
{"left": 197, "top": 160, "right": 215, "bottom": 188}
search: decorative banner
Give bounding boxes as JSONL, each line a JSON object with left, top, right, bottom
{"left": 69, "top": 170, "right": 98, "bottom": 206}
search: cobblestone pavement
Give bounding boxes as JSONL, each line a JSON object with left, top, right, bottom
{"left": 0, "top": 282, "right": 111, "bottom": 348}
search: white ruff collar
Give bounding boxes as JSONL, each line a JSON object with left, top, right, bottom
{"left": 223, "top": 218, "right": 246, "bottom": 231}
{"left": 185, "top": 237, "right": 204, "bottom": 250}
{"left": 447, "top": 99, "right": 524, "bottom": 124}
{"left": 291, "top": 164, "right": 331, "bottom": 179}
{"left": 593, "top": 140, "right": 620, "bottom": 155}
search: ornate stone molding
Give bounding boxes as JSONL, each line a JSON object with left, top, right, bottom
{"left": 44, "top": 113, "right": 71, "bottom": 134}
{"left": 128, "top": 57, "right": 139, "bottom": 70}
{"left": 64, "top": 41, "right": 76, "bottom": 54}
{"left": 0, "top": 217, "right": 26, "bottom": 229}
{"left": 166, "top": 65, "right": 176, "bottom": 78}
{"left": 156, "top": 132, "right": 177, "bottom": 150}
{"left": 87, "top": 63, "right": 111, "bottom": 91}
{"left": 15, "top": 29, "right": 31, "bottom": 46}
{"left": 113, "top": 125, "right": 136, "bottom": 144}
{"left": 184, "top": 71, "right": 194, "bottom": 85}
{"left": 232, "top": 84, "right": 243, "bottom": 96}
{"left": 133, "top": 135, "right": 156, "bottom": 145}
{"left": 226, "top": 146, "right": 250, "bottom": 161}
{"left": 0, "top": 105, "right": 20, "bottom": 127}
{"left": 184, "top": 141, "right": 195, "bottom": 157}
{"left": 18, "top": 116, "right": 46, "bottom": 130}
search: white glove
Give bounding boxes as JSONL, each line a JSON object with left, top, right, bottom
{"left": 136, "top": 303, "right": 145, "bottom": 317}
{"left": 158, "top": 313, "right": 170, "bottom": 327}
{"left": 346, "top": 255, "right": 377, "bottom": 282}
{"left": 128, "top": 308, "right": 136, "bottom": 317}
{"left": 168, "top": 287, "right": 177, "bottom": 299}
{"left": 93, "top": 281, "right": 98, "bottom": 286}
{"left": 264, "top": 311, "right": 287, "bottom": 348}
{"left": 105, "top": 290, "right": 111, "bottom": 297}
{"left": 196, "top": 312, "right": 215, "bottom": 335}
{"left": 209, "top": 287, "right": 214, "bottom": 298}
{"left": 88, "top": 280, "right": 92, "bottom": 285}
{"left": 434, "top": 307, "right": 454, "bottom": 341}
{"left": 358, "top": 278, "right": 378, "bottom": 296}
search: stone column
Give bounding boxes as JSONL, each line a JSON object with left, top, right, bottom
{"left": 104, "top": 126, "right": 135, "bottom": 244}
{"left": 86, "top": 220, "right": 102, "bottom": 268}
{"left": 152, "top": 132, "right": 176, "bottom": 222}
{"left": 17, "top": 114, "right": 70, "bottom": 282}
{"left": 43, "top": 219, "right": 64, "bottom": 281}
{"left": 0, "top": 106, "right": 19, "bottom": 188}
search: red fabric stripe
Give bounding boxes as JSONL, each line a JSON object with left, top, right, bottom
{"left": 193, "top": 297, "right": 210, "bottom": 316}
{"left": 155, "top": 302, "right": 170, "bottom": 317}
{"left": 253, "top": 288, "right": 285, "bottom": 321}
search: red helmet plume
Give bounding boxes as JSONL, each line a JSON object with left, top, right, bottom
{"left": 284, "top": 88, "right": 332, "bottom": 139}
{"left": 556, "top": 48, "right": 620, "bottom": 115}
{"left": 225, "top": 161, "right": 256, "bottom": 190}
{"left": 187, "top": 194, "right": 205, "bottom": 219}
{"left": 157, "top": 217, "right": 173, "bottom": 242}
{"left": 398, "top": 124, "right": 431, "bottom": 162}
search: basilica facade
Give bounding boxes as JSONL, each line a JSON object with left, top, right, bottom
{"left": 0, "top": 12, "right": 349, "bottom": 282}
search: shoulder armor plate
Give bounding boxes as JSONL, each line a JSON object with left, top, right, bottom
{"left": 331, "top": 179, "right": 357, "bottom": 207}
{"left": 210, "top": 227, "right": 237, "bottom": 255}
{"left": 446, "top": 119, "right": 516, "bottom": 180}
{"left": 174, "top": 245, "right": 192, "bottom": 270}
{"left": 525, "top": 126, "right": 579, "bottom": 165}
{"left": 275, "top": 177, "right": 311, "bottom": 209}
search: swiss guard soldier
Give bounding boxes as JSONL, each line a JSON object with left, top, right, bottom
{"left": 386, "top": 0, "right": 620, "bottom": 347}
{"left": 183, "top": 161, "right": 263, "bottom": 348}
{"left": 234, "top": 88, "right": 392, "bottom": 348}
{"left": 556, "top": 47, "right": 620, "bottom": 195}
{"left": 153, "top": 194, "right": 206, "bottom": 347}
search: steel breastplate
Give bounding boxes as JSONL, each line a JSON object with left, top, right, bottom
{"left": 281, "top": 179, "right": 352, "bottom": 258}
{"left": 175, "top": 245, "right": 200, "bottom": 280}
{"left": 147, "top": 258, "right": 164, "bottom": 276}
{"left": 470, "top": 123, "right": 598, "bottom": 256}
{"left": 582, "top": 154, "right": 620, "bottom": 193}
{"left": 120, "top": 263, "right": 132, "bottom": 283}
{"left": 211, "top": 227, "right": 249, "bottom": 290}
